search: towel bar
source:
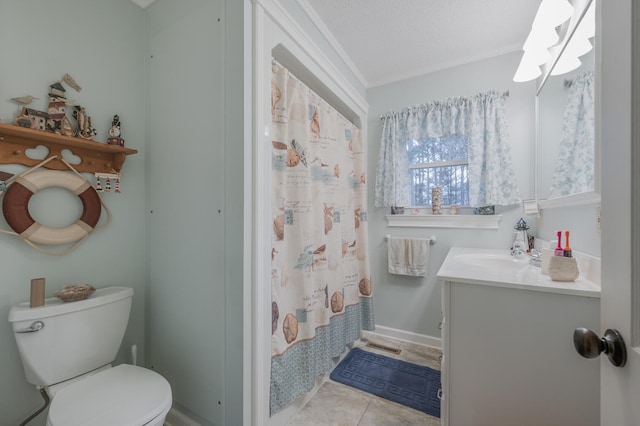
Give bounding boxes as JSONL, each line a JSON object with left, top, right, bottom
{"left": 385, "top": 235, "right": 437, "bottom": 245}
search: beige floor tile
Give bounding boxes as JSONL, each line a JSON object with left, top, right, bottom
{"left": 357, "top": 397, "right": 440, "bottom": 426}
{"left": 288, "top": 381, "right": 372, "bottom": 426}
{"left": 291, "top": 335, "right": 442, "bottom": 426}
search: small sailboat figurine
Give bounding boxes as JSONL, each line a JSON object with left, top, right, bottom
{"left": 72, "top": 105, "right": 97, "bottom": 140}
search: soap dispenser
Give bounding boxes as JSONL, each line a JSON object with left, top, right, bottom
{"left": 512, "top": 218, "right": 529, "bottom": 257}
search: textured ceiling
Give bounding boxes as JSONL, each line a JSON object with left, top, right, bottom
{"left": 130, "top": 0, "right": 538, "bottom": 87}
{"left": 305, "top": 0, "right": 539, "bottom": 87}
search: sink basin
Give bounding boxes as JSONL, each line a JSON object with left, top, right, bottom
{"left": 437, "top": 247, "right": 601, "bottom": 298}
{"left": 454, "top": 253, "right": 530, "bottom": 270}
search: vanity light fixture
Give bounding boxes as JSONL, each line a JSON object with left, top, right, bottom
{"left": 550, "top": 0, "right": 595, "bottom": 76}
{"left": 513, "top": 0, "right": 575, "bottom": 82}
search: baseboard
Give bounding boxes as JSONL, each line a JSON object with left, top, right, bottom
{"left": 164, "top": 407, "right": 202, "bottom": 426}
{"left": 367, "top": 325, "right": 441, "bottom": 349}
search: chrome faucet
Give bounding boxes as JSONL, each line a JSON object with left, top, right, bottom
{"left": 528, "top": 249, "right": 542, "bottom": 267}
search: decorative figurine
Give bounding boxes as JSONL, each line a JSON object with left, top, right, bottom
{"left": 16, "top": 108, "right": 49, "bottom": 130}
{"left": 432, "top": 187, "right": 443, "bottom": 215}
{"left": 62, "top": 73, "right": 82, "bottom": 92}
{"left": 94, "top": 172, "right": 122, "bottom": 194}
{"left": 46, "top": 82, "right": 67, "bottom": 133}
{"left": 107, "top": 114, "right": 124, "bottom": 147}
{"left": 72, "top": 105, "right": 97, "bottom": 140}
{"left": 11, "top": 95, "right": 39, "bottom": 106}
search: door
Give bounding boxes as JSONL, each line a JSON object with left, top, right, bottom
{"left": 598, "top": 0, "right": 640, "bottom": 424}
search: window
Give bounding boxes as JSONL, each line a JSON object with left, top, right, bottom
{"left": 406, "top": 134, "right": 469, "bottom": 206}
{"left": 375, "top": 90, "right": 519, "bottom": 209}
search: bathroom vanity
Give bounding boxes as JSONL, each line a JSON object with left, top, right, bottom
{"left": 437, "top": 247, "right": 600, "bottom": 426}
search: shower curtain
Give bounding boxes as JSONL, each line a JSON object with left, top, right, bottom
{"left": 269, "top": 62, "right": 375, "bottom": 415}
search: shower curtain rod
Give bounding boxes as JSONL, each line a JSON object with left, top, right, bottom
{"left": 271, "top": 58, "right": 360, "bottom": 129}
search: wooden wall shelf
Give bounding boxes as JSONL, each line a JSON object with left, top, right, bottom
{"left": 0, "top": 123, "right": 137, "bottom": 174}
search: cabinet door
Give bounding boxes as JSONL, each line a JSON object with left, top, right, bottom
{"left": 445, "top": 281, "right": 599, "bottom": 426}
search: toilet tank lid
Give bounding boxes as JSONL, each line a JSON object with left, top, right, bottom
{"left": 47, "top": 364, "right": 172, "bottom": 426}
{"left": 8, "top": 286, "right": 134, "bottom": 323}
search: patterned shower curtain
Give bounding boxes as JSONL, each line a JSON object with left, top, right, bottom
{"left": 269, "top": 62, "right": 375, "bottom": 415}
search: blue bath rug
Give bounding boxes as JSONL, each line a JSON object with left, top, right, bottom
{"left": 329, "top": 347, "right": 441, "bottom": 417}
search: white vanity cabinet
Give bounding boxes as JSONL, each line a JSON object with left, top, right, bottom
{"left": 438, "top": 247, "right": 600, "bottom": 426}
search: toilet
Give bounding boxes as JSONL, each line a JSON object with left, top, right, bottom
{"left": 8, "top": 286, "right": 172, "bottom": 426}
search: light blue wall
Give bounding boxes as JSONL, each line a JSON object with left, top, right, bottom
{"left": 366, "top": 52, "right": 538, "bottom": 339}
{"left": 366, "top": 51, "right": 601, "bottom": 340}
{"left": 147, "top": 0, "right": 243, "bottom": 425}
{"left": 0, "top": 1, "right": 146, "bottom": 425}
{"left": 145, "top": 0, "right": 245, "bottom": 425}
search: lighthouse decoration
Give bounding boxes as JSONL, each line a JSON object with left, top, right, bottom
{"left": 94, "top": 172, "right": 122, "bottom": 194}
{"left": 46, "top": 82, "right": 67, "bottom": 134}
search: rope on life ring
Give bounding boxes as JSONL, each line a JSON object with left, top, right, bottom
{"left": 0, "top": 156, "right": 111, "bottom": 255}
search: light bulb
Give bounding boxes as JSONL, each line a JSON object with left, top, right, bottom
{"left": 513, "top": 53, "right": 542, "bottom": 82}
{"left": 533, "top": 0, "right": 574, "bottom": 28}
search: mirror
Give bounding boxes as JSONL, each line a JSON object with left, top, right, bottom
{"left": 536, "top": 0, "right": 599, "bottom": 208}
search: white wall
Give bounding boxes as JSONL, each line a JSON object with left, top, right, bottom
{"left": 0, "top": 1, "right": 146, "bottom": 425}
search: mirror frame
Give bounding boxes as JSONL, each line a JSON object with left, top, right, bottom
{"left": 534, "top": 0, "right": 600, "bottom": 209}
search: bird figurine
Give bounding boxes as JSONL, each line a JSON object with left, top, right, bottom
{"left": 11, "top": 95, "right": 39, "bottom": 105}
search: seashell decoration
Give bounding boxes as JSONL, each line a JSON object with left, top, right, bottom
{"left": 282, "top": 313, "right": 299, "bottom": 344}
{"left": 323, "top": 203, "right": 334, "bottom": 234}
{"left": 55, "top": 284, "right": 95, "bottom": 302}
{"left": 330, "top": 291, "right": 344, "bottom": 313}
{"left": 273, "top": 214, "right": 284, "bottom": 240}
{"left": 358, "top": 277, "right": 372, "bottom": 296}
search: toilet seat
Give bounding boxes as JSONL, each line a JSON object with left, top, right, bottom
{"left": 47, "top": 364, "right": 172, "bottom": 426}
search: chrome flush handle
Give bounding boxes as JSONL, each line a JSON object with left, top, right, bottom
{"left": 15, "top": 321, "right": 45, "bottom": 333}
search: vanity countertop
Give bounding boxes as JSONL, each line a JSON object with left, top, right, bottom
{"left": 437, "top": 247, "right": 601, "bottom": 298}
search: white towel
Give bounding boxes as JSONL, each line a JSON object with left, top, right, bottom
{"left": 387, "top": 237, "right": 430, "bottom": 277}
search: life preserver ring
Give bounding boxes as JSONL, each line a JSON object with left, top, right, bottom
{"left": 2, "top": 170, "right": 101, "bottom": 245}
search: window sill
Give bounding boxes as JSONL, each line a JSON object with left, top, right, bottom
{"left": 385, "top": 214, "right": 503, "bottom": 229}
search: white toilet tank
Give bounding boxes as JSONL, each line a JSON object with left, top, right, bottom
{"left": 8, "top": 286, "right": 134, "bottom": 387}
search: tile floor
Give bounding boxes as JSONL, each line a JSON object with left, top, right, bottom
{"left": 287, "top": 333, "right": 442, "bottom": 426}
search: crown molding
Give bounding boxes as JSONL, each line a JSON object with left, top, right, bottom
{"left": 296, "top": 0, "right": 369, "bottom": 88}
{"left": 368, "top": 44, "right": 523, "bottom": 88}
{"left": 130, "top": 0, "right": 156, "bottom": 9}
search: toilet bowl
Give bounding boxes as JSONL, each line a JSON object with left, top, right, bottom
{"left": 46, "top": 364, "right": 172, "bottom": 426}
{"left": 8, "top": 286, "right": 172, "bottom": 426}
